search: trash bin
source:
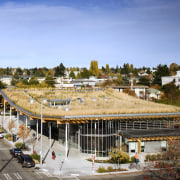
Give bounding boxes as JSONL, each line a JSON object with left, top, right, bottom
{"left": 13, "top": 134, "right": 17, "bottom": 142}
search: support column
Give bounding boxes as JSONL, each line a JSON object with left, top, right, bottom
{"left": 120, "top": 135, "right": 122, "bottom": 151}
{"left": 78, "top": 127, "right": 80, "bottom": 152}
{"left": 25, "top": 116, "right": 28, "bottom": 127}
{"left": 138, "top": 140, "right": 141, "bottom": 154}
{"left": 48, "top": 122, "right": 52, "bottom": 150}
{"left": 95, "top": 122, "right": 96, "bottom": 156}
{"left": 36, "top": 120, "right": 39, "bottom": 141}
{"left": 3, "top": 99, "right": 6, "bottom": 127}
{"left": 10, "top": 105, "right": 12, "bottom": 120}
{"left": 65, "top": 123, "right": 68, "bottom": 160}
{"left": 17, "top": 111, "right": 19, "bottom": 128}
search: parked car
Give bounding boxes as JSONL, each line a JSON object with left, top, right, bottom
{"left": 9, "top": 148, "right": 23, "bottom": 157}
{"left": 0, "top": 132, "right": 4, "bottom": 139}
{"left": 17, "top": 154, "right": 35, "bottom": 168}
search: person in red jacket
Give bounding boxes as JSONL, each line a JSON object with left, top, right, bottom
{"left": 52, "top": 151, "right": 56, "bottom": 160}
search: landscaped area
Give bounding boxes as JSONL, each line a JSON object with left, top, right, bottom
{"left": 3, "top": 88, "right": 180, "bottom": 117}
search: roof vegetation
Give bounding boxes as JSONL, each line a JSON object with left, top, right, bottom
{"left": 3, "top": 88, "right": 180, "bottom": 117}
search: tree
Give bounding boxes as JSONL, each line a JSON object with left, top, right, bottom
{"left": 144, "top": 140, "right": 180, "bottom": 180}
{"left": 54, "top": 63, "right": 65, "bottom": 77}
{"left": 169, "top": 63, "right": 180, "bottom": 75}
{"left": 44, "top": 75, "right": 55, "bottom": 87}
{"left": 102, "top": 66, "right": 105, "bottom": 74}
{"left": 69, "top": 71, "right": 75, "bottom": 79}
{"left": 0, "top": 80, "right": 6, "bottom": 89}
{"left": 90, "top": 60, "right": 99, "bottom": 76}
{"left": 161, "top": 81, "right": 180, "bottom": 105}
{"left": 138, "top": 76, "right": 150, "bottom": 86}
{"left": 17, "top": 123, "right": 29, "bottom": 144}
{"left": 15, "top": 67, "right": 23, "bottom": 75}
{"left": 105, "top": 64, "right": 110, "bottom": 75}
{"left": 153, "top": 64, "right": 170, "bottom": 86}
{"left": 8, "top": 119, "right": 15, "bottom": 135}
{"left": 29, "top": 76, "right": 39, "bottom": 85}
{"left": 78, "top": 68, "right": 90, "bottom": 79}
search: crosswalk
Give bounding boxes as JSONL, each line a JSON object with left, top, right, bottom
{"left": 0, "top": 171, "right": 61, "bottom": 180}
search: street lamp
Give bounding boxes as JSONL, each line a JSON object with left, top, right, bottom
{"left": 40, "top": 99, "right": 47, "bottom": 167}
{"left": 30, "top": 98, "right": 47, "bottom": 167}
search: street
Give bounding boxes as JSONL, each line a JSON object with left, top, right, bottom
{"left": 0, "top": 138, "right": 146, "bottom": 180}
{"left": 0, "top": 139, "right": 60, "bottom": 180}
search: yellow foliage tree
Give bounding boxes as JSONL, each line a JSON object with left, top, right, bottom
{"left": 90, "top": 60, "right": 99, "bottom": 76}
{"left": 17, "top": 123, "right": 29, "bottom": 144}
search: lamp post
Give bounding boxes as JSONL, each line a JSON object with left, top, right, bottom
{"left": 30, "top": 98, "right": 46, "bottom": 167}
{"left": 40, "top": 99, "right": 47, "bottom": 167}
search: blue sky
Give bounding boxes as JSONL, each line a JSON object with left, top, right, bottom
{"left": 0, "top": 0, "right": 180, "bottom": 69}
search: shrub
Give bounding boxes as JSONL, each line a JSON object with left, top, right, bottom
{"left": 131, "top": 156, "right": 135, "bottom": 163}
{"left": 107, "top": 166, "right": 113, "bottom": 172}
{"left": 151, "top": 154, "right": 157, "bottom": 161}
{"left": 0, "top": 127, "right": 6, "bottom": 133}
{"left": 96, "top": 166, "right": 106, "bottom": 173}
{"left": 31, "top": 153, "right": 40, "bottom": 162}
{"left": 145, "top": 154, "right": 151, "bottom": 161}
{"left": 5, "top": 133, "right": 12, "bottom": 140}
{"left": 14, "top": 142, "right": 26, "bottom": 149}
{"left": 109, "top": 148, "right": 130, "bottom": 163}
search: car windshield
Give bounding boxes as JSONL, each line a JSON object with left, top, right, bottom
{"left": 25, "top": 157, "right": 33, "bottom": 162}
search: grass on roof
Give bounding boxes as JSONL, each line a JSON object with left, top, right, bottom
{"left": 3, "top": 88, "right": 180, "bottom": 117}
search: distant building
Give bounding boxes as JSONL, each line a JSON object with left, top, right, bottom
{"left": 147, "top": 88, "right": 161, "bottom": 100}
{"left": 0, "top": 76, "right": 12, "bottom": 86}
{"left": 162, "top": 71, "right": 180, "bottom": 87}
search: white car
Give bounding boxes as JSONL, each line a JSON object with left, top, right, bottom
{"left": 0, "top": 133, "right": 4, "bottom": 139}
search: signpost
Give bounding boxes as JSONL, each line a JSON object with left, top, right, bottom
{"left": 92, "top": 154, "right": 95, "bottom": 173}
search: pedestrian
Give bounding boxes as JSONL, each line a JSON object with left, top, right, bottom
{"left": 52, "top": 151, "right": 56, "bottom": 160}
{"left": 135, "top": 152, "right": 139, "bottom": 164}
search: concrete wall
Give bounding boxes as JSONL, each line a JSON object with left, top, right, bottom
{"left": 144, "top": 141, "right": 161, "bottom": 153}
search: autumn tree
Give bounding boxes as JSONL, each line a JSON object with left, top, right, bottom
{"left": 169, "top": 63, "right": 180, "bottom": 75}
{"left": 90, "top": 60, "right": 99, "bottom": 76}
{"left": 105, "top": 64, "right": 110, "bottom": 75}
{"left": 8, "top": 119, "right": 15, "bottom": 135}
{"left": 17, "top": 123, "right": 29, "bottom": 144}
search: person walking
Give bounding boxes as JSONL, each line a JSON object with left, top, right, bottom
{"left": 52, "top": 151, "right": 56, "bottom": 160}
{"left": 135, "top": 152, "right": 139, "bottom": 164}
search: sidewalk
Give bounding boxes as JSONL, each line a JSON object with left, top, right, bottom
{"left": 1, "top": 115, "right": 144, "bottom": 177}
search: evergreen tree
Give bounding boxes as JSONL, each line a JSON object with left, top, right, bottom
{"left": 54, "top": 63, "right": 65, "bottom": 77}
{"left": 69, "top": 71, "right": 75, "bottom": 79}
{"left": 0, "top": 80, "right": 6, "bottom": 89}
{"left": 153, "top": 64, "right": 170, "bottom": 86}
{"left": 45, "top": 75, "right": 55, "bottom": 87}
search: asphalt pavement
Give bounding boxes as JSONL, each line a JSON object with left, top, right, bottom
{"left": 1, "top": 115, "right": 145, "bottom": 178}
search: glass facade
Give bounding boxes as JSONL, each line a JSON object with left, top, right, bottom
{"left": 57, "top": 118, "right": 176, "bottom": 157}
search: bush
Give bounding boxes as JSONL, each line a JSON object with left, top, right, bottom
{"left": 14, "top": 142, "right": 27, "bottom": 149}
{"left": 96, "top": 166, "right": 106, "bottom": 173}
{"left": 131, "top": 156, "right": 135, "bottom": 163}
{"left": 145, "top": 154, "right": 151, "bottom": 161}
{"left": 107, "top": 166, "right": 113, "bottom": 172}
{"left": 0, "top": 127, "right": 6, "bottom": 133}
{"left": 109, "top": 148, "right": 130, "bottom": 163}
{"left": 31, "top": 153, "right": 40, "bottom": 162}
{"left": 5, "top": 133, "right": 12, "bottom": 140}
